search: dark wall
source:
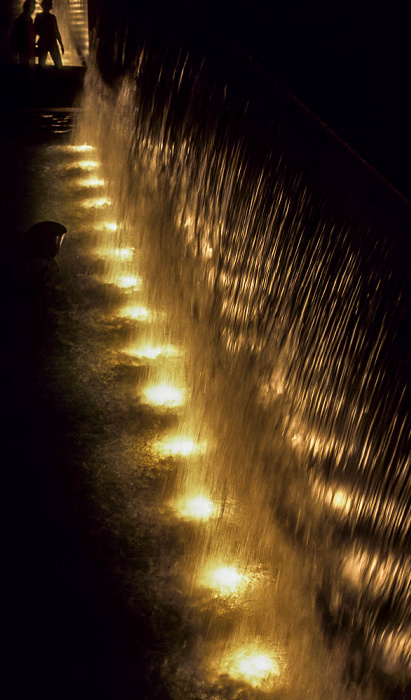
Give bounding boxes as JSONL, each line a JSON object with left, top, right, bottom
{"left": 89, "top": 0, "right": 411, "bottom": 199}
{"left": 88, "top": 0, "right": 411, "bottom": 202}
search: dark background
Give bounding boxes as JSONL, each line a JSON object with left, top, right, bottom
{"left": 88, "top": 0, "right": 411, "bottom": 204}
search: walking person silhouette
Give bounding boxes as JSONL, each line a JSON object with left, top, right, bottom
{"left": 34, "top": 0, "right": 64, "bottom": 68}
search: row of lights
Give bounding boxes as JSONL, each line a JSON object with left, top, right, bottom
{"left": 58, "top": 141, "right": 284, "bottom": 691}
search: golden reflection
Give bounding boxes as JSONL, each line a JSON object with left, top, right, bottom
{"left": 116, "top": 305, "right": 150, "bottom": 321}
{"left": 124, "top": 344, "right": 180, "bottom": 360}
{"left": 98, "top": 221, "right": 118, "bottom": 232}
{"left": 174, "top": 495, "right": 217, "bottom": 520}
{"left": 341, "top": 547, "right": 405, "bottom": 597}
{"left": 199, "top": 564, "right": 248, "bottom": 597}
{"left": 115, "top": 274, "right": 142, "bottom": 290}
{"left": 311, "top": 479, "right": 353, "bottom": 516}
{"left": 96, "top": 246, "right": 135, "bottom": 261}
{"left": 220, "top": 646, "right": 281, "bottom": 689}
{"left": 81, "top": 196, "right": 112, "bottom": 209}
{"left": 155, "top": 435, "right": 205, "bottom": 457}
{"left": 50, "top": 143, "right": 95, "bottom": 153}
{"left": 78, "top": 177, "right": 105, "bottom": 188}
{"left": 66, "top": 144, "right": 95, "bottom": 152}
{"left": 66, "top": 160, "right": 100, "bottom": 171}
{"left": 142, "top": 383, "right": 185, "bottom": 407}
{"left": 202, "top": 243, "right": 214, "bottom": 259}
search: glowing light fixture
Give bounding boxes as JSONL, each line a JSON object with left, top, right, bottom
{"left": 115, "top": 275, "right": 142, "bottom": 290}
{"left": 142, "top": 383, "right": 185, "bottom": 408}
{"left": 117, "top": 305, "right": 150, "bottom": 321}
{"left": 326, "top": 487, "right": 352, "bottom": 513}
{"left": 75, "top": 160, "right": 99, "bottom": 170}
{"left": 202, "top": 243, "right": 214, "bottom": 259}
{"left": 98, "top": 221, "right": 118, "bottom": 232}
{"left": 124, "top": 344, "right": 180, "bottom": 360}
{"left": 49, "top": 143, "right": 94, "bottom": 153}
{"left": 82, "top": 196, "right": 112, "bottom": 209}
{"left": 67, "top": 144, "right": 95, "bottom": 152}
{"left": 221, "top": 647, "right": 281, "bottom": 689}
{"left": 155, "top": 435, "right": 204, "bottom": 457}
{"left": 201, "top": 565, "right": 248, "bottom": 596}
{"left": 95, "top": 246, "right": 135, "bottom": 262}
{"left": 78, "top": 177, "right": 105, "bottom": 188}
{"left": 174, "top": 495, "right": 217, "bottom": 520}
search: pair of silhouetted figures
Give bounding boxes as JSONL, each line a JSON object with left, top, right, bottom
{"left": 12, "top": 0, "right": 64, "bottom": 68}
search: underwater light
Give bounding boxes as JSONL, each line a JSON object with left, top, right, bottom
{"left": 142, "top": 384, "right": 185, "bottom": 408}
{"left": 70, "top": 160, "right": 100, "bottom": 170}
{"left": 125, "top": 344, "right": 180, "bottom": 360}
{"left": 174, "top": 495, "right": 217, "bottom": 520}
{"left": 326, "top": 487, "right": 352, "bottom": 512}
{"left": 115, "top": 275, "right": 142, "bottom": 290}
{"left": 155, "top": 436, "right": 204, "bottom": 457}
{"left": 96, "top": 246, "right": 135, "bottom": 261}
{"left": 78, "top": 177, "right": 105, "bottom": 188}
{"left": 82, "top": 196, "right": 112, "bottom": 209}
{"left": 67, "top": 144, "right": 95, "bottom": 152}
{"left": 311, "top": 479, "right": 353, "bottom": 516}
{"left": 98, "top": 221, "right": 118, "bottom": 232}
{"left": 221, "top": 647, "right": 281, "bottom": 688}
{"left": 201, "top": 565, "right": 247, "bottom": 596}
{"left": 49, "top": 143, "right": 95, "bottom": 153}
{"left": 117, "top": 305, "right": 150, "bottom": 321}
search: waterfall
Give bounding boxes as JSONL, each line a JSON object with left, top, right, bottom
{"left": 69, "top": 36, "right": 411, "bottom": 699}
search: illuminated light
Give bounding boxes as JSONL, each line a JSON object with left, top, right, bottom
{"left": 75, "top": 160, "right": 99, "bottom": 170}
{"left": 97, "top": 221, "right": 118, "bottom": 232}
{"left": 124, "top": 344, "right": 180, "bottom": 360}
{"left": 200, "top": 565, "right": 248, "bottom": 596}
{"left": 60, "top": 160, "right": 100, "bottom": 172}
{"left": 78, "top": 177, "right": 105, "bottom": 188}
{"left": 142, "top": 384, "right": 185, "bottom": 408}
{"left": 221, "top": 647, "right": 281, "bottom": 689}
{"left": 81, "top": 196, "right": 112, "bottom": 209}
{"left": 66, "top": 144, "right": 95, "bottom": 152}
{"left": 326, "top": 487, "right": 352, "bottom": 513}
{"left": 174, "top": 495, "right": 217, "bottom": 520}
{"left": 96, "top": 246, "right": 135, "bottom": 262}
{"left": 115, "top": 275, "right": 142, "bottom": 290}
{"left": 117, "top": 305, "right": 150, "bottom": 321}
{"left": 311, "top": 479, "right": 353, "bottom": 516}
{"left": 155, "top": 436, "right": 204, "bottom": 457}
{"left": 342, "top": 549, "right": 370, "bottom": 588}
{"left": 342, "top": 547, "right": 408, "bottom": 599}
{"left": 379, "top": 627, "right": 411, "bottom": 674}
{"left": 291, "top": 432, "right": 304, "bottom": 446}
{"left": 202, "top": 243, "right": 214, "bottom": 259}
{"left": 49, "top": 143, "right": 95, "bottom": 153}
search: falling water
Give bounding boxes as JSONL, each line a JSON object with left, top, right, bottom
{"left": 42, "top": 35, "right": 411, "bottom": 699}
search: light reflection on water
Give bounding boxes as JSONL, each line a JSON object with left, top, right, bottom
{"left": 116, "top": 304, "right": 151, "bottom": 320}
{"left": 77, "top": 177, "right": 106, "bottom": 188}
{"left": 81, "top": 196, "right": 112, "bottom": 209}
{"left": 55, "top": 44, "right": 411, "bottom": 697}
{"left": 173, "top": 495, "right": 218, "bottom": 521}
{"left": 124, "top": 343, "right": 180, "bottom": 360}
{"left": 60, "top": 159, "right": 100, "bottom": 171}
{"left": 142, "top": 383, "right": 185, "bottom": 408}
{"left": 94, "top": 246, "right": 135, "bottom": 261}
{"left": 198, "top": 563, "right": 249, "bottom": 597}
{"left": 154, "top": 435, "right": 206, "bottom": 457}
{"left": 218, "top": 644, "right": 283, "bottom": 690}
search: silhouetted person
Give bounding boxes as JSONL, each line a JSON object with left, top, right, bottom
{"left": 11, "top": 0, "right": 36, "bottom": 66}
{"left": 34, "top": 0, "right": 64, "bottom": 69}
